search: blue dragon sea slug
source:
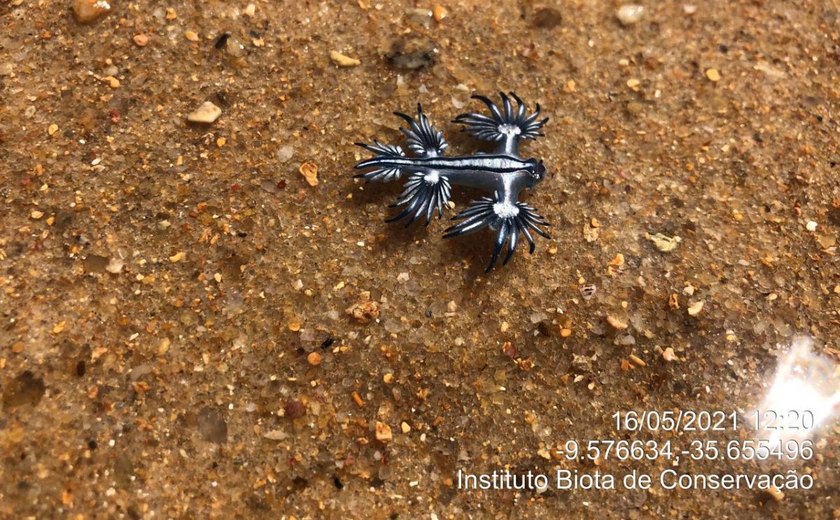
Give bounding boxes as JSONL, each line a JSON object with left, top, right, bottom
{"left": 354, "top": 92, "right": 550, "bottom": 272}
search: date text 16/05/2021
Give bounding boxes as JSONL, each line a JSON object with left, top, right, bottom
{"left": 456, "top": 468, "right": 813, "bottom": 492}
{"left": 611, "top": 409, "right": 817, "bottom": 432}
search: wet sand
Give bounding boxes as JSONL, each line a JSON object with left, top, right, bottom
{"left": 1, "top": 1, "right": 838, "bottom": 517}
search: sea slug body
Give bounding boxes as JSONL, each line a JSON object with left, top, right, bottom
{"left": 354, "top": 92, "right": 551, "bottom": 272}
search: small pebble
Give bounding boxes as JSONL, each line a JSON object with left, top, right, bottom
{"left": 73, "top": 0, "right": 111, "bottom": 24}
{"left": 169, "top": 251, "right": 186, "bottom": 263}
{"left": 405, "top": 8, "right": 433, "bottom": 26}
{"left": 400, "top": 421, "right": 411, "bottom": 433}
{"left": 502, "top": 341, "right": 517, "bottom": 358}
{"left": 276, "top": 145, "right": 294, "bottom": 162}
{"left": 263, "top": 430, "right": 287, "bottom": 441}
{"left": 330, "top": 50, "right": 361, "bottom": 67}
{"left": 616, "top": 334, "right": 636, "bottom": 346}
{"left": 103, "top": 76, "right": 119, "bottom": 88}
{"left": 346, "top": 298, "right": 380, "bottom": 322}
{"left": 284, "top": 400, "right": 306, "bottom": 419}
{"left": 532, "top": 7, "right": 562, "bottom": 29}
{"left": 705, "top": 68, "right": 721, "bottom": 82}
{"left": 397, "top": 272, "right": 409, "bottom": 282}
{"left": 105, "top": 257, "right": 124, "bottom": 274}
{"left": 48, "top": 124, "right": 58, "bottom": 136}
{"left": 375, "top": 421, "right": 393, "bottom": 442}
{"left": 815, "top": 234, "right": 835, "bottom": 249}
{"left": 647, "top": 232, "right": 681, "bottom": 252}
{"left": 687, "top": 300, "right": 705, "bottom": 317}
{"left": 629, "top": 354, "right": 646, "bottom": 367}
{"left": 184, "top": 30, "right": 199, "bottom": 42}
{"left": 766, "top": 486, "right": 785, "bottom": 502}
{"left": 616, "top": 5, "right": 644, "bottom": 26}
{"left": 432, "top": 5, "right": 447, "bottom": 22}
{"left": 583, "top": 221, "right": 600, "bottom": 242}
{"left": 133, "top": 34, "right": 149, "bottom": 47}
{"left": 607, "top": 315, "right": 628, "bottom": 330}
{"left": 662, "top": 347, "right": 677, "bottom": 361}
{"left": 244, "top": 3, "right": 256, "bottom": 16}
{"left": 805, "top": 220, "right": 817, "bottom": 232}
{"left": 224, "top": 37, "right": 245, "bottom": 57}
{"left": 187, "top": 101, "right": 222, "bottom": 124}
{"left": 307, "top": 352, "right": 322, "bottom": 366}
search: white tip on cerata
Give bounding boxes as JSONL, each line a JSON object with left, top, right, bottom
{"left": 493, "top": 201, "right": 519, "bottom": 218}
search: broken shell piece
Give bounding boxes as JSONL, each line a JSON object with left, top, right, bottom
{"left": 647, "top": 232, "right": 682, "bottom": 252}
{"left": 616, "top": 4, "right": 644, "bottom": 26}
{"left": 687, "top": 300, "right": 705, "bottom": 317}
{"left": 299, "top": 162, "right": 319, "bottom": 187}
{"left": 330, "top": 50, "right": 361, "bottom": 67}
{"left": 607, "top": 314, "right": 628, "bottom": 330}
{"left": 375, "top": 421, "right": 392, "bottom": 442}
{"left": 187, "top": 101, "right": 222, "bottom": 124}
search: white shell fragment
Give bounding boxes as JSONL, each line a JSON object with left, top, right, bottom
{"left": 187, "top": 101, "right": 222, "bottom": 124}
{"left": 330, "top": 50, "right": 361, "bottom": 67}
{"left": 616, "top": 5, "right": 645, "bottom": 26}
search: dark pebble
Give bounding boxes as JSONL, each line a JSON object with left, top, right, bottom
{"left": 284, "top": 400, "right": 306, "bottom": 419}
{"left": 386, "top": 37, "right": 437, "bottom": 71}
{"left": 2, "top": 371, "right": 46, "bottom": 408}
{"left": 827, "top": 206, "right": 840, "bottom": 227}
{"left": 532, "top": 7, "right": 562, "bottom": 29}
